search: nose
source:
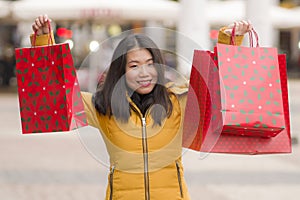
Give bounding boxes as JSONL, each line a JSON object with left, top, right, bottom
{"left": 138, "top": 65, "right": 150, "bottom": 76}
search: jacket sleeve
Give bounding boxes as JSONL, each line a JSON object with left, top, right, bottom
{"left": 30, "top": 32, "right": 55, "bottom": 46}
{"left": 218, "top": 27, "right": 244, "bottom": 45}
{"left": 166, "top": 81, "right": 189, "bottom": 117}
{"left": 80, "top": 92, "right": 101, "bottom": 129}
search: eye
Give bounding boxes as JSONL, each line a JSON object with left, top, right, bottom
{"left": 129, "top": 65, "right": 138, "bottom": 68}
{"left": 147, "top": 63, "right": 154, "bottom": 67}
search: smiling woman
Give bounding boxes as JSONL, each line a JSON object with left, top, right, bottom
{"left": 30, "top": 14, "right": 252, "bottom": 200}
{"left": 125, "top": 48, "right": 157, "bottom": 95}
{"left": 93, "top": 33, "right": 173, "bottom": 126}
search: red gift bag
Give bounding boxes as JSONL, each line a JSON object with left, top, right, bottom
{"left": 183, "top": 29, "right": 291, "bottom": 154}
{"left": 15, "top": 40, "right": 88, "bottom": 134}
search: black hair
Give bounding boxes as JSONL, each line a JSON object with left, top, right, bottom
{"left": 92, "top": 34, "right": 173, "bottom": 125}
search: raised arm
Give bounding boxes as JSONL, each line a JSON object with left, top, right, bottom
{"left": 31, "top": 14, "right": 252, "bottom": 47}
{"left": 30, "top": 15, "right": 102, "bottom": 129}
{"left": 30, "top": 14, "right": 55, "bottom": 46}
{"left": 218, "top": 20, "right": 252, "bottom": 45}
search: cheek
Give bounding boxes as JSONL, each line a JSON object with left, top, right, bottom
{"left": 125, "top": 70, "right": 136, "bottom": 86}
{"left": 151, "top": 68, "right": 158, "bottom": 82}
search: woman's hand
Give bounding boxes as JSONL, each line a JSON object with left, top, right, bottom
{"left": 225, "top": 20, "right": 253, "bottom": 36}
{"left": 32, "top": 14, "right": 52, "bottom": 36}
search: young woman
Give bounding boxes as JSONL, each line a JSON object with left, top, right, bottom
{"left": 31, "top": 15, "right": 252, "bottom": 200}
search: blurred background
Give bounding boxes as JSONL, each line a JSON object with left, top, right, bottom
{"left": 1, "top": 0, "right": 300, "bottom": 89}
{"left": 1, "top": 0, "right": 300, "bottom": 199}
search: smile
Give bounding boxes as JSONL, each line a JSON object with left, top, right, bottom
{"left": 137, "top": 80, "right": 152, "bottom": 87}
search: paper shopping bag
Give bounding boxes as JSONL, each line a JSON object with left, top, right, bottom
{"left": 215, "top": 43, "right": 286, "bottom": 137}
{"left": 183, "top": 45, "right": 291, "bottom": 154}
{"left": 15, "top": 43, "right": 88, "bottom": 134}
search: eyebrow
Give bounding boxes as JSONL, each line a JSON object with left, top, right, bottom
{"left": 127, "top": 58, "right": 153, "bottom": 64}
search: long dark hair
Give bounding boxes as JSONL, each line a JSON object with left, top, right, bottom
{"left": 92, "top": 34, "right": 173, "bottom": 125}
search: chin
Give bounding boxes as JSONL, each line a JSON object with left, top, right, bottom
{"left": 136, "top": 87, "right": 154, "bottom": 95}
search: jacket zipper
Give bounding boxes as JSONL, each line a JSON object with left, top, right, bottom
{"left": 142, "top": 117, "right": 150, "bottom": 200}
{"left": 129, "top": 102, "right": 150, "bottom": 200}
{"left": 109, "top": 166, "right": 115, "bottom": 200}
{"left": 176, "top": 161, "right": 184, "bottom": 198}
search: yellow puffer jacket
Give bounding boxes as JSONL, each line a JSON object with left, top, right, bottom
{"left": 31, "top": 28, "right": 243, "bottom": 200}
{"left": 82, "top": 86, "right": 189, "bottom": 200}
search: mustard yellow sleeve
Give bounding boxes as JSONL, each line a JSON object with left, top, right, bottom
{"left": 30, "top": 32, "right": 56, "bottom": 46}
{"left": 81, "top": 91, "right": 101, "bottom": 129}
{"left": 166, "top": 81, "right": 188, "bottom": 116}
{"left": 218, "top": 27, "right": 244, "bottom": 45}
{"left": 179, "top": 93, "right": 187, "bottom": 115}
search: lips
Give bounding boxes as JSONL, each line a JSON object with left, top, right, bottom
{"left": 137, "top": 80, "right": 152, "bottom": 87}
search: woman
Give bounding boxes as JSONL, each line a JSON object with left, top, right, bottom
{"left": 31, "top": 15, "right": 252, "bottom": 200}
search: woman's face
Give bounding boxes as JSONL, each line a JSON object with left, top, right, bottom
{"left": 125, "top": 48, "right": 158, "bottom": 95}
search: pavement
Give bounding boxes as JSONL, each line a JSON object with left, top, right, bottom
{"left": 0, "top": 79, "right": 300, "bottom": 200}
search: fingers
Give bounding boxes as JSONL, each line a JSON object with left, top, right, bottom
{"left": 225, "top": 20, "right": 253, "bottom": 36}
{"left": 227, "top": 22, "right": 235, "bottom": 29}
{"left": 236, "top": 20, "right": 250, "bottom": 31}
{"left": 247, "top": 20, "right": 253, "bottom": 31}
{"left": 234, "top": 20, "right": 253, "bottom": 35}
{"left": 32, "top": 23, "right": 38, "bottom": 33}
{"left": 31, "top": 14, "right": 52, "bottom": 35}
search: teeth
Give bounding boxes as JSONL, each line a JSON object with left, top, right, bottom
{"left": 138, "top": 80, "right": 150, "bottom": 84}
{"left": 138, "top": 80, "right": 151, "bottom": 86}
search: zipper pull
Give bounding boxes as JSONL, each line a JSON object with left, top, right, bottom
{"left": 142, "top": 117, "right": 146, "bottom": 127}
{"left": 110, "top": 166, "right": 115, "bottom": 174}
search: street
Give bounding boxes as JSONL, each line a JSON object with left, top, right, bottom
{"left": 0, "top": 79, "right": 300, "bottom": 200}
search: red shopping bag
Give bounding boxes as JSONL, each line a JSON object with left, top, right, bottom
{"left": 183, "top": 30, "right": 291, "bottom": 154}
{"left": 15, "top": 39, "right": 88, "bottom": 134}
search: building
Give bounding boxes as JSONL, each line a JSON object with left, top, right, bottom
{"left": 1, "top": 0, "right": 300, "bottom": 87}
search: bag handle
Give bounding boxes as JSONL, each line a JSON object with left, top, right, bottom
{"left": 248, "top": 28, "right": 260, "bottom": 47}
{"left": 31, "top": 21, "right": 54, "bottom": 47}
{"left": 230, "top": 23, "right": 259, "bottom": 47}
{"left": 230, "top": 23, "right": 237, "bottom": 45}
